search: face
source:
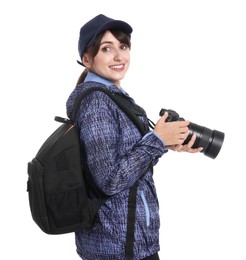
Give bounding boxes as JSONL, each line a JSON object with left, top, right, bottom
{"left": 83, "top": 31, "right": 130, "bottom": 88}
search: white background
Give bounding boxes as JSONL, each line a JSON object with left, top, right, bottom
{"left": 0, "top": 0, "right": 245, "bottom": 259}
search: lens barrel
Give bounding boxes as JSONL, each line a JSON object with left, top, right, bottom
{"left": 184, "top": 123, "right": 225, "bottom": 159}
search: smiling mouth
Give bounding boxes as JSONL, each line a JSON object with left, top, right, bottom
{"left": 109, "top": 64, "right": 124, "bottom": 70}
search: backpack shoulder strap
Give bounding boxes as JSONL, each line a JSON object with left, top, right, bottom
{"left": 71, "top": 86, "right": 148, "bottom": 136}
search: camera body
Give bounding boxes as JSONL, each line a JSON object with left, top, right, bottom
{"left": 160, "top": 109, "right": 184, "bottom": 122}
{"left": 159, "top": 108, "right": 225, "bottom": 159}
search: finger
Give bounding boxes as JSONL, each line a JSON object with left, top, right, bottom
{"left": 173, "top": 120, "right": 190, "bottom": 127}
{"left": 185, "top": 135, "right": 203, "bottom": 152}
{"left": 169, "top": 122, "right": 189, "bottom": 129}
{"left": 161, "top": 112, "right": 169, "bottom": 121}
{"left": 186, "top": 134, "right": 196, "bottom": 148}
{"left": 178, "top": 133, "right": 188, "bottom": 143}
{"left": 173, "top": 144, "right": 184, "bottom": 152}
{"left": 183, "top": 147, "right": 202, "bottom": 153}
{"left": 190, "top": 147, "right": 203, "bottom": 153}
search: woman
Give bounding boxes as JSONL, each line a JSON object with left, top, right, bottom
{"left": 66, "top": 14, "right": 202, "bottom": 260}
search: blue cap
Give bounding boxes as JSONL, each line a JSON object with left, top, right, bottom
{"left": 78, "top": 14, "right": 133, "bottom": 59}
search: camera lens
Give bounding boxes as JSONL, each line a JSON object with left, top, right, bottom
{"left": 183, "top": 123, "right": 225, "bottom": 159}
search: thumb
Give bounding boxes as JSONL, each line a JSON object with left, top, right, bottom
{"left": 161, "top": 111, "right": 169, "bottom": 122}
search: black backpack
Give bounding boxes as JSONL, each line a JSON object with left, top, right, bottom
{"left": 27, "top": 86, "right": 152, "bottom": 237}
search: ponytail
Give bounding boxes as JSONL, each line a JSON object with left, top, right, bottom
{"left": 76, "top": 68, "right": 89, "bottom": 86}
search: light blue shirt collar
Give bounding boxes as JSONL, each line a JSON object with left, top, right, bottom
{"left": 84, "top": 71, "right": 127, "bottom": 94}
{"left": 84, "top": 71, "right": 114, "bottom": 87}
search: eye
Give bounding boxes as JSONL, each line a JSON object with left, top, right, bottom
{"left": 120, "top": 44, "right": 128, "bottom": 50}
{"left": 101, "top": 46, "right": 111, "bottom": 52}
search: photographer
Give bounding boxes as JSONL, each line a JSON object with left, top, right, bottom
{"left": 66, "top": 14, "right": 202, "bottom": 260}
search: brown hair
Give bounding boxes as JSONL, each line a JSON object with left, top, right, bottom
{"left": 76, "top": 29, "right": 131, "bottom": 86}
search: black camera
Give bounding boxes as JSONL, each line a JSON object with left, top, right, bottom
{"left": 159, "top": 108, "right": 225, "bottom": 159}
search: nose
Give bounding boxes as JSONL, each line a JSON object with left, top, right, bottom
{"left": 113, "top": 49, "right": 123, "bottom": 61}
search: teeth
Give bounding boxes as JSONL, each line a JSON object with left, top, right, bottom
{"left": 111, "top": 65, "right": 123, "bottom": 69}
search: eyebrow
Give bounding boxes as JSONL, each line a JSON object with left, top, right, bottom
{"left": 100, "top": 41, "right": 113, "bottom": 46}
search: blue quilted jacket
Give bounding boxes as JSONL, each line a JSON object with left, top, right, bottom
{"left": 66, "top": 73, "right": 166, "bottom": 259}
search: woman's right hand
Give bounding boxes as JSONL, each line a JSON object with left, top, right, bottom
{"left": 154, "top": 112, "right": 190, "bottom": 146}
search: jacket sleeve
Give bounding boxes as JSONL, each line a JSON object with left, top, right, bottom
{"left": 77, "top": 93, "right": 165, "bottom": 196}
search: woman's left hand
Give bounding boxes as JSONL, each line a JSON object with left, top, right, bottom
{"left": 168, "top": 134, "right": 203, "bottom": 153}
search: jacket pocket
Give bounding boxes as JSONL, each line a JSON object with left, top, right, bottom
{"left": 140, "top": 190, "right": 150, "bottom": 227}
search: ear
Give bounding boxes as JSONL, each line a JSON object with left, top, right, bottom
{"left": 82, "top": 54, "right": 91, "bottom": 68}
